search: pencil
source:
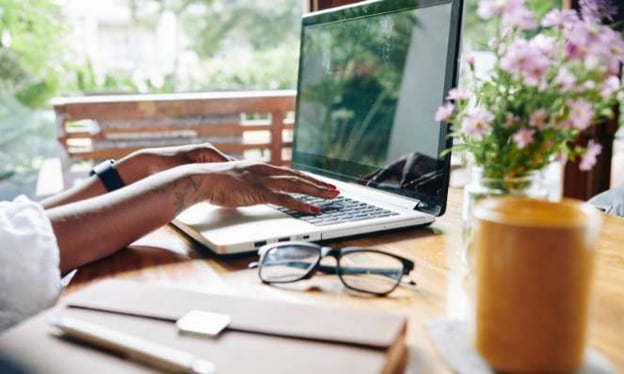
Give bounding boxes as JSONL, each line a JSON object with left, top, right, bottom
{"left": 49, "top": 316, "right": 216, "bottom": 374}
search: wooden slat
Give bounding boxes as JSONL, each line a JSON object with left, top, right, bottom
{"left": 67, "top": 142, "right": 294, "bottom": 161}
{"left": 54, "top": 91, "right": 296, "bottom": 122}
{"left": 64, "top": 123, "right": 292, "bottom": 138}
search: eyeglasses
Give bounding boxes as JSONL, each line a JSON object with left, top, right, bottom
{"left": 251, "top": 241, "right": 415, "bottom": 296}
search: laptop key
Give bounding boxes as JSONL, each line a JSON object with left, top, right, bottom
{"left": 280, "top": 195, "right": 396, "bottom": 226}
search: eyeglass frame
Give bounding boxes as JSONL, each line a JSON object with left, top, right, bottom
{"left": 253, "top": 241, "right": 415, "bottom": 296}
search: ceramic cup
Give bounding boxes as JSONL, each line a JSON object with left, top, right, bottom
{"left": 472, "top": 196, "right": 602, "bottom": 372}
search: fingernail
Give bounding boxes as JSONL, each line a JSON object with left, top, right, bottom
{"left": 310, "top": 205, "right": 321, "bottom": 213}
{"left": 327, "top": 184, "right": 337, "bottom": 190}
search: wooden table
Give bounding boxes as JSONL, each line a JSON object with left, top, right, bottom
{"left": 63, "top": 188, "right": 624, "bottom": 372}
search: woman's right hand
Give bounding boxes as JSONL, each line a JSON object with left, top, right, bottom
{"left": 184, "top": 161, "right": 340, "bottom": 214}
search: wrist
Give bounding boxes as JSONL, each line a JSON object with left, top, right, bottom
{"left": 167, "top": 164, "right": 211, "bottom": 213}
{"left": 114, "top": 153, "right": 146, "bottom": 185}
{"left": 116, "top": 150, "right": 174, "bottom": 184}
{"left": 90, "top": 160, "right": 125, "bottom": 192}
{"left": 120, "top": 149, "right": 186, "bottom": 184}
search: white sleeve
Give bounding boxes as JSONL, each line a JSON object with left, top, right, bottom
{"left": 0, "top": 195, "right": 61, "bottom": 331}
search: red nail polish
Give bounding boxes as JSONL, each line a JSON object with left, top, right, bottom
{"left": 310, "top": 205, "right": 321, "bottom": 213}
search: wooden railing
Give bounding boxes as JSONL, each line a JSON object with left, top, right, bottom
{"left": 53, "top": 90, "right": 296, "bottom": 169}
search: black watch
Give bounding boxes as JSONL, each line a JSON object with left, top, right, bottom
{"left": 89, "top": 159, "right": 125, "bottom": 192}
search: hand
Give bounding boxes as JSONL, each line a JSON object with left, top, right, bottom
{"left": 118, "top": 143, "right": 235, "bottom": 184}
{"left": 191, "top": 161, "right": 340, "bottom": 214}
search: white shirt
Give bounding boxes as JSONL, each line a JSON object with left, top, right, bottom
{"left": 0, "top": 196, "right": 60, "bottom": 331}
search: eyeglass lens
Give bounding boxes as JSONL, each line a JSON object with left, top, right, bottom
{"left": 259, "top": 245, "right": 320, "bottom": 283}
{"left": 339, "top": 250, "right": 404, "bottom": 294}
{"left": 260, "top": 245, "right": 405, "bottom": 294}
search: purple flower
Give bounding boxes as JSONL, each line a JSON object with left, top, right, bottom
{"left": 600, "top": 76, "right": 621, "bottom": 98}
{"left": 554, "top": 67, "right": 577, "bottom": 92}
{"left": 461, "top": 107, "right": 494, "bottom": 140}
{"left": 529, "top": 109, "right": 547, "bottom": 129}
{"left": 463, "top": 53, "right": 476, "bottom": 67}
{"left": 435, "top": 102, "right": 455, "bottom": 122}
{"left": 502, "top": 1, "right": 537, "bottom": 30}
{"left": 446, "top": 88, "right": 472, "bottom": 101}
{"left": 478, "top": 0, "right": 537, "bottom": 29}
{"left": 512, "top": 128, "right": 535, "bottom": 149}
{"left": 565, "top": 22, "right": 619, "bottom": 67}
{"left": 567, "top": 99, "right": 594, "bottom": 131}
{"left": 523, "top": 58, "right": 550, "bottom": 87}
{"left": 565, "top": 40, "right": 585, "bottom": 60}
{"left": 579, "top": 140, "right": 603, "bottom": 171}
{"left": 555, "top": 152, "right": 569, "bottom": 164}
{"left": 531, "top": 35, "right": 556, "bottom": 57}
{"left": 477, "top": 0, "right": 506, "bottom": 19}
{"left": 580, "top": 0, "right": 618, "bottom": 22}
{"left": 500, "top": 39, "right": 551, "bottom": 87}
{"left": 542, "top": 9, "right": 580, "bottom": 28}
{"left": 609, "top": 38, "right": 624, "bottom": 64}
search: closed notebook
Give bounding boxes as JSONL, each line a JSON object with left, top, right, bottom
{"left": 0, "top": 280, "right": 407, "bottom": 374}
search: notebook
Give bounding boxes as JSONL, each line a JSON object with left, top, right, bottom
{"left": 0, "top": 280, "right": 408, "bottom": 374}
{"left": 173, "top": 0, "right": 464, "bottom": 254}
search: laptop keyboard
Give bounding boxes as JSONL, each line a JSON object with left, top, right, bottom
{"left": 275, "top": 195, "right": 399, "bottom": 226}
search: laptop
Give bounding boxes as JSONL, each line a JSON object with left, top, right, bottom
{"left": 173, "top": 0, "right": 464, "bottom": 255}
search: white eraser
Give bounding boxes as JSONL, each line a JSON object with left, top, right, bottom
{"left": 176, "top": 310, "right": 231, "bottom": 337}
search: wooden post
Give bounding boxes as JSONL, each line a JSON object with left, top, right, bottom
{"left": 270, "top": 110, "right": 284, "bottom": 165}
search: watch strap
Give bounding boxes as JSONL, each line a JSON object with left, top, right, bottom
{"left": 89, "top": 159, "right": 125, "bottom": 192}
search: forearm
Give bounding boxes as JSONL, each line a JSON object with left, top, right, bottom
{"left": 41, "top": 153, "right": 151, "bottom": 209}
{"left": 46, "top": 165, "right": 202, "bottom": 273}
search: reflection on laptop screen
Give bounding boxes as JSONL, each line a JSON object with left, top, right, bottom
{"left": 292, "top": 0, "right": 459, "bottom": 214}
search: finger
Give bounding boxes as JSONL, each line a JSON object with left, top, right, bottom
{"left": 252, "top": 163, "right": 337, "bottom": 190}
{"left": 266, "top": 176, "right": 340, "bottom": 199}
{"left": 265, "top": 192, "right": 321, "bottom": 214}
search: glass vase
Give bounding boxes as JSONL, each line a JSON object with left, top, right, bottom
{"left": 462, "top": 167, "right": 549, "bottom": 266}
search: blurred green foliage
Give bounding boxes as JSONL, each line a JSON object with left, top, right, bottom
{"left": 0, "top": 0, "right": 64, "bottom": 108}
{"left": 0, "top": 0, "right": 65, "bottom": 183}
{"left": 128, "top": 0, "right": 302, "bottom": 90}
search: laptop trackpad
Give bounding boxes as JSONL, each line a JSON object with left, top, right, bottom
{"left": 174, "top": 203, "right": 313, "bottom": 244}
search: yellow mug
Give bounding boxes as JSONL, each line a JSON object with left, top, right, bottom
{"left": 472, "top": 196, "right": 602, "bottom": 372}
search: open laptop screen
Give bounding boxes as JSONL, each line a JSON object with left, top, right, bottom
{"left": 291, "top": 0, "right": 462, "bottom": 215}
